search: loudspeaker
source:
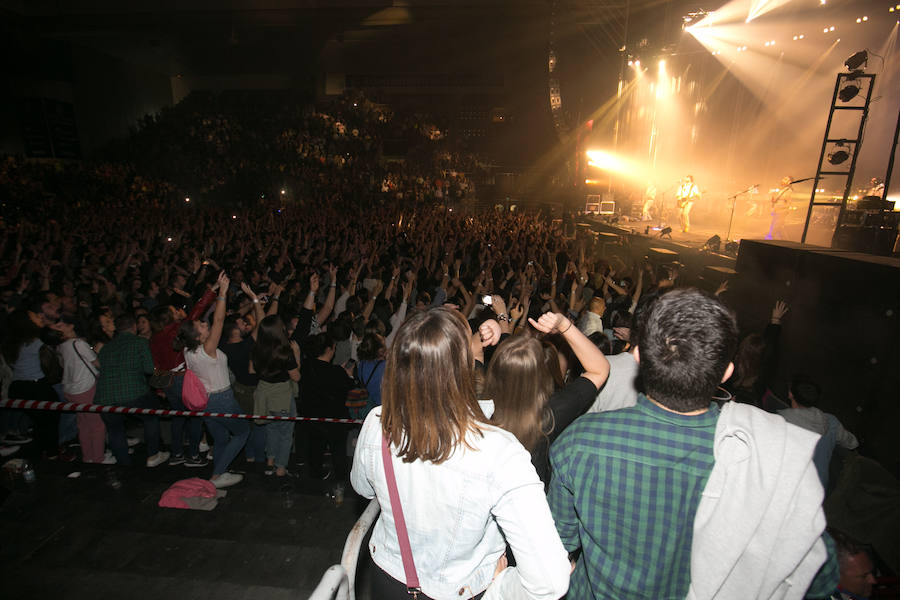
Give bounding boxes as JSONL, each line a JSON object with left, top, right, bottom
{"left": 704, "top": 234, "right": 721, "bottom": 252}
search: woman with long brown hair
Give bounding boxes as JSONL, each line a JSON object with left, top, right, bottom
{"left": 483, "top": 312, "right": 610, "bottom": 486}
{"left": 351, "top": 307, "right": 570, "bottom": 600}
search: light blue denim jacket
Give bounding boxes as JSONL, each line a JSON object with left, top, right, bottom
{"left": 351, "top": 408, "right": 570, "bottom": 600}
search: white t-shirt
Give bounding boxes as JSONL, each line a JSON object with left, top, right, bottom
{"left": 589, "top": 351, "right": 639, "bottom": 414}
{"left": 184, "top": 346, "right": 231, "bottom": 394}
{"left": 59, "top": 338, "right": 98, "bottom": 395}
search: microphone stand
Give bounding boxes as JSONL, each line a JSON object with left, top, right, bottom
{"left": 725, "top": 184, "right": 759, "bottom": 242}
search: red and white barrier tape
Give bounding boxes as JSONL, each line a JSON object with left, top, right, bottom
{"left": 0, "top": 398, "right": 363, "bottom": 425}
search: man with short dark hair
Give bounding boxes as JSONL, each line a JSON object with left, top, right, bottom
{"left": 549, "top": 288, "right": 838, "bottom": 599}
{"left": 779, "top": 374, "right": 858, "bottom": 486}
{"left": 96, "top": 313, "right": 169, "bottom": 467}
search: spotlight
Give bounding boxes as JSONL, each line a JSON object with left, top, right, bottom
{"left": 844, "top": 50, "right": 868, "bottom": 71}
{"left": 184, "top": 197, "right": 190, "bottom": 203}
{"left": 830, "top": 26, "right": 835, "bottom": 31}
{"left": 863, "top": 16, "right": 868, "bottom": 21}
{"left": 659, "top": 59, "right": 666, "bottom": 69}
{"left": 628, "top": 59, "right": 634, "bottom": 66}
{"left": 838, "top": 81, "right": 861, "bottom": 102}
{"left": 634, "top": 59, "right": 641, "bottom": 68}
{"left": 856, "top": 18, "right": 861, "bottom": 23}
{"left": 827, "top": 142, "right": 851, "bottom": 165}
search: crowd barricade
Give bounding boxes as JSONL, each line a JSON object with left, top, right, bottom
{"left": 0, "top": 398, "right": 363, "bottom": 425}
{"left": 308, "top": 499, "right": 380, "bottom": 600}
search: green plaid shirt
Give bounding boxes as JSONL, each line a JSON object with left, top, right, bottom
{"left": 549, "top": 395, "right": 839, "bottom": 599}
{"left": 548, "top": 394, "right": 719, "bottom": 600}
{"left": 95, "top": 332, "right": 154, "bottom": 406}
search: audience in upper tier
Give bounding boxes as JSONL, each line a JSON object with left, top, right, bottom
{"left": 0, "top": 90, "right": 887, "bottom": 598}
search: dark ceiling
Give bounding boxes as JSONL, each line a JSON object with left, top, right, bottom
{"left": 1, "top": 0, "right": 704, "bottom": 78}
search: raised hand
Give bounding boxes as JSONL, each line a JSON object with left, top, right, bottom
{"left": 771, "top": 300, "right": 789, "bottom": 323}
{"left": 217, "top": 271, "right": 230, "bottom": 293}
{"left": 478, "top": 319, "right": 502, "bottom": 347}
{"left": 528, "top": 312, "right": 570, "bottom": 335}
{"left": 240, "top": 281, "right": 257, "bottom": 300}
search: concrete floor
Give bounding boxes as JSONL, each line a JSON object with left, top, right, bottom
{"left": 0, "top": 436, "right": 367, "bottom": 599}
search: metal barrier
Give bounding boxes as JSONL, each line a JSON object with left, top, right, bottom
{"left": 307, "top": 565, "right": 349, "bottom": 600}
{"left": 308, "top": 499, "right": 381, "bottom": 600}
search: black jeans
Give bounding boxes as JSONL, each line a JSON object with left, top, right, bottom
{"left": 101, "top": 393, "right": 161, "bottom": 465}
{"left": 369, "top": 563, "right": 485, "bottom": 600}
{"left": 8, "top": 380, "right": 60, "bottom": 455}
{"left": 305, "top": 422, "right": 350, "bottom": 480}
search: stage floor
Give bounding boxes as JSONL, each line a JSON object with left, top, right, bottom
{"left": 610, "top": 211, "right": 832, "bottom": 249}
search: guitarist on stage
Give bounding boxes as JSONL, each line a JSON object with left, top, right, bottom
{"left": 676, "top": 175, "right": 700, "bottom": 233}
{"left": 765, "top": 175, "right": 793, "bottom": 240}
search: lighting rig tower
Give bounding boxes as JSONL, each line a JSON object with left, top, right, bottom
{"left": 801, "top": 51, "right": 876, "bottom": 245}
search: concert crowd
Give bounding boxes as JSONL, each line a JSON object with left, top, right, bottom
{"left": 0, "top": 91, "right": 888, "bottom": 600}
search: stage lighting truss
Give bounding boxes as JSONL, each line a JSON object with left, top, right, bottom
{"left": 827, "top": 141, "right": 852, "bottom": 165}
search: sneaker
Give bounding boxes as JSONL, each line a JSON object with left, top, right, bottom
{"left": 198, "top": 440, "right": 210, "bottom": 453}
{"left": 59, "top": 447, "right": 78, "bottom": 463}
{"left": 184, "top": 455, "right": 208, "bottom": 468}
{"left": 168, "top": 454, "right": 186, "bottom": 466}
{"left": 126, "top": 437, "right": 140, "bottom": 448}
{"left": 0, "top": 445, "right": 20, "bottom": 457}
{"left": 101, "top": 453, "right": 117, "bottom": 465}
{"left": 3, "top": 433, "right": 32, "bottom": 445}
{"left": 146, "top": 451, "right": 171, "bottom": 468}
{"left": 211, "top": 472, "right": 243, "bottom": 488}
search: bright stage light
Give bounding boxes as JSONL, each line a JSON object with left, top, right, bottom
{"left": 634, "top": 59, "right": 641, "bottom": 68}
{"left": 628, "top": 59, "right": 633, "bottom": 66}
{"left": 586, "top": 150, "right": 631, "bottom": 175}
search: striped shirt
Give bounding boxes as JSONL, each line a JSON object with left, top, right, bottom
{"left": 548, "top": 394, "right": 719, "bottom": 600}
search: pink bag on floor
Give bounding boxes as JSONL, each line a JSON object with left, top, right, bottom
{"left": 158, "top": 477, "right": 218, "bottom": 509}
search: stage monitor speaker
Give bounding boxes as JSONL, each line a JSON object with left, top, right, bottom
{"left": 704, "top": 235, "right": 721, "bottom": 252}
{"left": 833, "top": 224, "right": 897, "bottom": 255}
{"left": 659, "top": 226, "right": 673, "bottom": 238}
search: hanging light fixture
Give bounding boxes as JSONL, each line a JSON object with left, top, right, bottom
{"left": 844, "top": 50, "right": 868, "bottom": 71}
{"left": 827, "top": 141, "right": 851, "bottom": 165}
{"left": 838, "top": 80, "right": 861, "bottom": 102}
